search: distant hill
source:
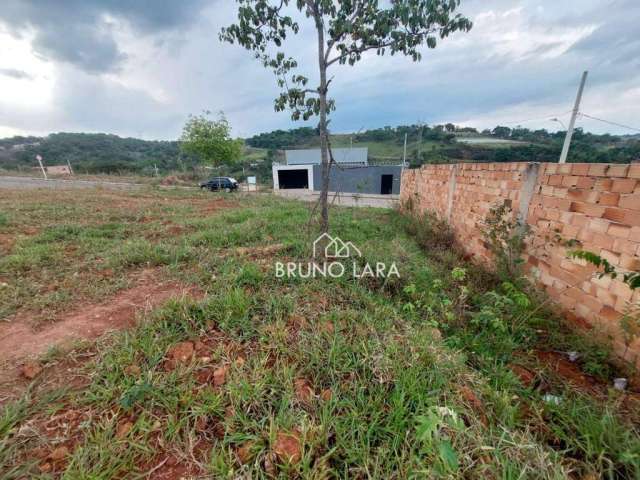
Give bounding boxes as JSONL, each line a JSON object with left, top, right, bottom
{"left": 0, "top": 133, "right": 187, "bottom": 175}
{"left": 1, "top": 125, "right": 638, "bottom": 177}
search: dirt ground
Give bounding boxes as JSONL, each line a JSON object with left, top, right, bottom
{"left": 0, "top": 268, "right": 202, "bottom": 400}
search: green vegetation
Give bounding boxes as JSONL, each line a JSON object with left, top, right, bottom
{"left": 179, "top": 111, "right": 242, "bottom": 169}
{"left": 1, "top": 189, "right": 638, "bottom": 478}
{"left": 1, "top": 124, "right": 638, "bottom": 181}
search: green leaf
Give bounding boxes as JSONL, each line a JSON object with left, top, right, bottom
{"left": 437, "top": 440, "right": 459, "bottom": 472}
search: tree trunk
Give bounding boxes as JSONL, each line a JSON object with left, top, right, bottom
{"left": 312, "top": 3, "right": 330, "bottom": 233}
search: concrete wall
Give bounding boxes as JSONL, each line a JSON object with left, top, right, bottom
{"left": 401, "top": 162, "right": 640, "bottom": 366}
{"left": 312, "top": 165, "right": 402, "bottom": 195}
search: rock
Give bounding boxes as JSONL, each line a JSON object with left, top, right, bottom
{"left": 509, "top": 364, "right": 536, "bottom": 388}
{"left": 167, "top": 342, "right": 195, "bottom": 363}
{"left": 294, "top": 378, "right": 315, "bottom": 403}
{"left": 213, "top": 365, "right": 229, "bottom": 387}
{"left": 459, "top": 385, "right": 488, "bottom": 426}
{"left": 21, "top": 361, "right": 43, "bottom": 380}
{"left": 273, "top": 431, "right": 302, "bottom": 464}
{"left": 124, "top": 365, "right": 141, "bottom": 376}
{"left": 320, "top": 388, "right": 332, "bottom": 402}
{"left": 234, "top": 356, "right": 245, "bottom": 368}
{"left": 48, "top": 446, "right": 69, "bottom": 461}
{"left": 426, "top": 327, "right": 442, "bottom": 341}
{"left": 194, "top": 340, "right": 206, "bottom": 352}
{"left": 263, "top": 452, "right": 277, "bottom": 475}
{"left": 321, "top": 321, "right": 335, "bottom": 334}
{"left": 116, "top": 421, "right": 133, "bottom": 439}
{"left": 236, "top": 441, "right": 254, "bottom": 464}
{"left": 38, "top": 462, "right": 52, "bottom": 473}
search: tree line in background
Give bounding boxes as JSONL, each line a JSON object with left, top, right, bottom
{"left": 1, "top": 124, "right": 638, "bottom": 177}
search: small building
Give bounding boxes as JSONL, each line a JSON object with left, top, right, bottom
{"left": 273, "top": 147, "right": 402, "bottom": 195}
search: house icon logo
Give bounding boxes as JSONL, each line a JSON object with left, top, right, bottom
{"left": 313, "top": 233, "right": 362, "bottom": 259}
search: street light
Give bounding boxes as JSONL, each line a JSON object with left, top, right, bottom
{"left": 550, "top": 118, "right": 567, "bottom": 130}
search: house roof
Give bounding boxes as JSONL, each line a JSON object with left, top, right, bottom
{"left": 285, "top": 147, "right": 368, "bottom": 165}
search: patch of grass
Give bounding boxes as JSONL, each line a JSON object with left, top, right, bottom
{"left": 1, "top": 191, "right": 638, "bottom": 479}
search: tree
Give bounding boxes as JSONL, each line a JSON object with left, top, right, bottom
{"left": 179, "top": 112, "right": 242, "bottom": 183}
{"left": 221, "top": 0, "right": 472, "bottom": 232}
{"left": 491, "top": 126, "right": 511, "bottom": 138}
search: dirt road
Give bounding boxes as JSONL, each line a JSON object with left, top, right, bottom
{"left": 0, "top": 175, "right": 146, "bottom": 190}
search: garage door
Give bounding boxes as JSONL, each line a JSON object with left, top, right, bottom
{"left": 278, "top": 169, "right": 309, "bottom": 189}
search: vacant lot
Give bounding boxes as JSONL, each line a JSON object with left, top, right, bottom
{"left": 0, "top": 187, "right": 639, "bottom": 478}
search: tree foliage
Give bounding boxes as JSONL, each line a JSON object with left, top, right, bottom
{"left": 179, "top": 112, "right": 242, "bottom": 167}
{"left": 221, "top": 0, "right": 472, "bottom": 231}
{"left": 220, "top": 0, "right": 472, "bottom": 122}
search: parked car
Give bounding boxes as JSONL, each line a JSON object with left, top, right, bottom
{"left": 199, "top": 177, "right": 238, "bottom": 192}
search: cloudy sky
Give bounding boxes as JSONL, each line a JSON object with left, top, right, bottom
{"left": 0, "top": 0, "right": 638, "bottom": 140}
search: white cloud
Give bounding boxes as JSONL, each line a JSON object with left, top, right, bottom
{"left": 0, "top": 0, "right": 639, "bottom": 139}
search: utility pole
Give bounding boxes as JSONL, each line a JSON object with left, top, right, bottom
{"left": 402, "top": 133, "right": 408, "bottom": 166}
{"left": 36, "top": 154, "right": 47, "bottom": 179}
{"left": 559, "top": 70, "right": 588, "bottom": 164}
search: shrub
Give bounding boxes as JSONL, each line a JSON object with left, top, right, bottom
{"left": 403, "top": 209, "right": 456, "bottom": 253}
{"left": 480, "top": 201, "right": 529, "bottom": 281}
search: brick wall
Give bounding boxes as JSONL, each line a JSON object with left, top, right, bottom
{"left": 401, "top": 162, "right": 640, "bottom": 366}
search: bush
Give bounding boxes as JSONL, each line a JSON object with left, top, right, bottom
{"left": 402, "top": 208, "right": 456, "bottom": 253}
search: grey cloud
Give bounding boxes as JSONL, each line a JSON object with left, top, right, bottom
{"left": 0, "top": 0, "right": 209, "bottom": 73}
{"left": 0, "top": 68, "right": 32, "bottom": 79}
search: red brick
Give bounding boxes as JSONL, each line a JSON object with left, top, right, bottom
{"left": 602, "top": 207, "right": 627, "bottom": 223}
{"left": 571, "top": 214, "right": 589, "bottom": 227}
{"left": 608, "top": 164, "right": 630, "bottom": 177}
{"left": 561, "top": 175, "right": 579, "bottom": 187}
{"left": 558, "top": 164, "right": 572, "bottom": 175}
{"left": 619, "top": 194, "right": 640, "bottom": 211}
{"left": 548, "top": 174, "right": 563, "bottom": 186}
{"left": 576, "top": 177, "right": 596, "bottom": 189}
{"left": 610, "top": 280, "right": 632, "bottom": 301}
{"left": 608, "top": 223, "right": 631, "bottom": 238}
{"left": 613, "top": 238, "right": 638, "bottom": 255}
{"left": 553, "top": 187, "right": 569, "bottom": 198}
{"left": 569, "top": 202, "right": 605, "bottom": 217}
{"left": 588, "top": 164, "right": 609, "bottom": 177}
{"left": 580, "top": 293, "right": 604, "bottom": 312}
{"left": 592, "top": 275, "right": 612, "bottom": 289}
{"left": 562, "top": 224, "right": 580, "bottom": 238}
{"left": 595, "top": 178, "right": 614, "bottom": 191}
{"left": 624, "top": 210, "right": 640, "bottom": 227}
{"left": 596, "top": 287, "right": 617, "bottom": 305}
{"left": 593, "top": 232, "right": 615, "bottom": 249}
{"left": 620, "top": 254, "right": 640, "bottom": 271}
{"left": 589, "top": 218, "right": 610, "bottom": 233}
{"left": 598, "top": 192, "right": 620, "bottom": 206}
{"left": 571, "top": 164, "right": 590, "bottom": 176}
{"left": 612, "top": 178, "right": 637, "bottom": 193}
{"left": 577, "top": 228, "right": 595, "bottom": 243}
{"left": 600, "top": 306, "right": 622, "bottom": 322}
{"left": 601, "top": 249, "right": 620, "bottom": 266}
{"left": 628, "top": 164, "right": 640, "bottom": 179}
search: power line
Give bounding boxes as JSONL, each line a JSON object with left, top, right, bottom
{"left": 578, "top": 112, "right": 640, "bottom": 133}
{"left": 497, "top": 110, "right": 573, "bottom": 126}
